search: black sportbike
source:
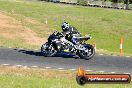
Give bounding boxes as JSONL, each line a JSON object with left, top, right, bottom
{"left": 41, "top": 31, "right": 95, "bottom": 60}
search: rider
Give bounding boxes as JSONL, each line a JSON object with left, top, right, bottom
{"left": 61, "top": 22, "right": 81, "bottom": 45}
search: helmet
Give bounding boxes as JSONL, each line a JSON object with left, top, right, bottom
{"left": 61, "top": 22, "right": 69, "bottom": 31}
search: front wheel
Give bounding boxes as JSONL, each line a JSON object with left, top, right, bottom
{"left": 41, "top": 42, "right": 57, "bottom": 57}
{"left": 77, "top": 44, "right": 95, "bottom": 60}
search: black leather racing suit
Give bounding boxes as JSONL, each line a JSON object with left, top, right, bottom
{"left": 62, "top": 26, "right": 81, "bottom": 45}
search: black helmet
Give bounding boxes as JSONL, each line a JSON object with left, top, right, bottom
{"left": 61, "top": 22, "right": 69, "bottom": 31}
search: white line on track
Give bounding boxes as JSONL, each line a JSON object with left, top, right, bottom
{"left": 123, "top": 73, "right": 130, "bottom": 74}
{"left": 45, "top": 67, "right": 51, "bottom": 69}
{"left": 58, "top": 68, "right": 64, "bottom": 70}
{"left": 126, "top": 56, "right": 130, "bottom": 58}
{"left": 0, "top": 64, "right": 131, "bottom": 74}
{"left": 70, "top": 69, "right": 76, "bottom": 71}
{"left": 15, "top": 65, "right": 22, "bottom": 67}
{"left": 31, "top": 66, "right": 38, "bottom": 68}
{"left": 96, "top": 71, "right": 105, "bottom": 73}
{"left": 2, "top": 64, "right": 10, "bottom": 66}
{"left": 110, "top": 72, "right": 116, "bottom": 73}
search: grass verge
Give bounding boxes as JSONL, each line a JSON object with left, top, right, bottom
{"left": 0, "top": 66, "right": 131, "bottom": 88}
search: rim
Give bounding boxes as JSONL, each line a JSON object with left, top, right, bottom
{"left": 80, "top": 47, "right": 93, "bottom": 57}
{"left": 41, "top": 43, "right": 56, "bottom": 56}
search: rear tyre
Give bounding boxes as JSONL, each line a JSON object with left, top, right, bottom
{"left": 78, "top": 44, "right": 95, "bottom": 60}
{"left": 41, "top": 42, "right": 57, "bottom": 57}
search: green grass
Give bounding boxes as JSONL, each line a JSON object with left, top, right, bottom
{"left": 0, "top": 0, "right": 132, "bottom": 55}
{"left": 0, "top": 74, "right": 132, "bottom": 88}
{"left": 0, "top": 67, "right": 131, "bottom": 88}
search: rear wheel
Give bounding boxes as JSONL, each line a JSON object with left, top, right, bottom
{"left": 41, "top": 42, "right": 57, "bottom": 57}
{"left": 78, "top": 44, "right": 95, "bottom": 60}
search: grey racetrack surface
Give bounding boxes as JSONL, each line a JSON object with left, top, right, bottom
{"left": 0, "top": 47, "right": 132, "bottom": 74}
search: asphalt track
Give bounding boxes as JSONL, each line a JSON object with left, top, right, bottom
{"left": 0, "top": 47, "right": 132, "bottom": 74}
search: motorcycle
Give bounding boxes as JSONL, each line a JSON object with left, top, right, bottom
{"left": 41, "top": 31, "right": 95, "bottom": 60}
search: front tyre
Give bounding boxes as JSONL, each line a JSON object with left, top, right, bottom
{"left": 78, "top": 44, "right": 95, "bottom": 60}
{"left": 41, "top": 42, "right": 57, "bottom": 57}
